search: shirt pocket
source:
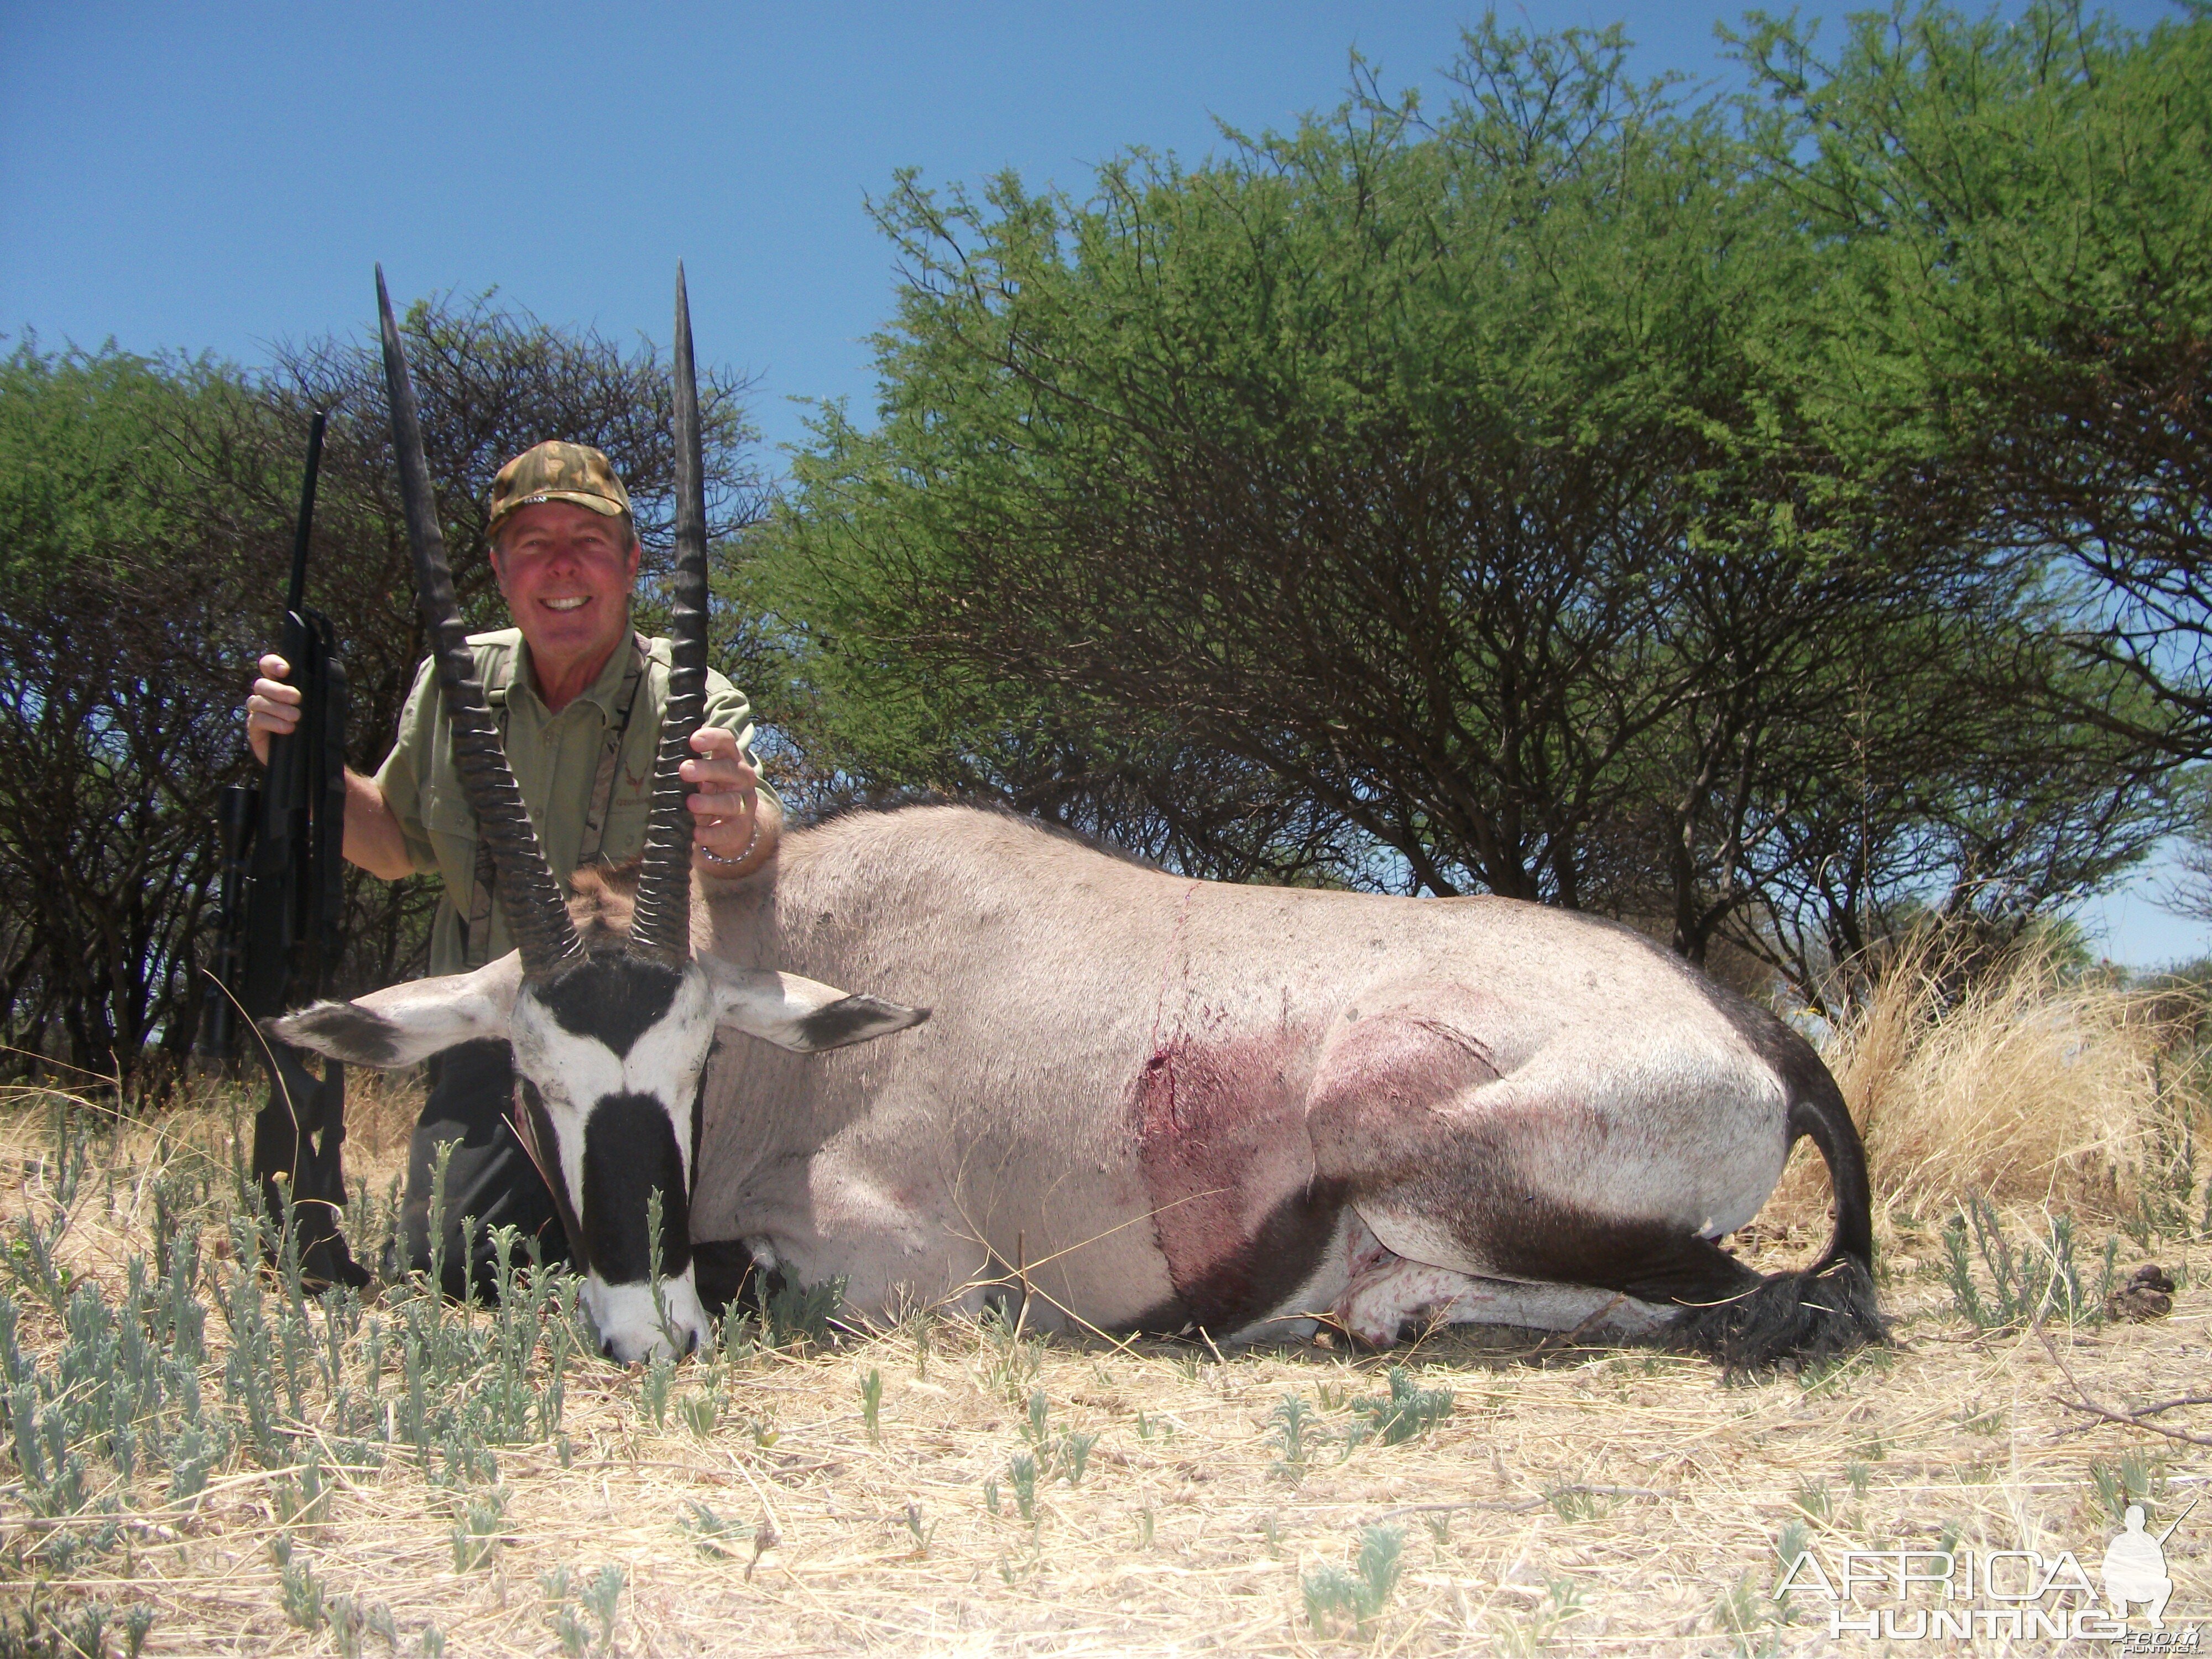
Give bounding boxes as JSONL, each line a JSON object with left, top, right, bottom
{"left": 419, "top": 785, "right": 481, "bottom": 895}
{"left": 592, "top": 790, "right": 654, "bottom": 868}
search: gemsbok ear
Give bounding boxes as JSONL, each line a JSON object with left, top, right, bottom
{"left": 267, "top": 952, "right": 525, "bottom": 1068}
{"left": 698, "top": 958, "right": 929, "bottom": 1053}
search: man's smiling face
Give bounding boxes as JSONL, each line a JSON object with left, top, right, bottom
{"left": 492, "top": 501, "right": 641, "bottom": 682}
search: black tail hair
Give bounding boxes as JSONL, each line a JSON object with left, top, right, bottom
{"left": 1676, "top": 1074, "right": 1886, "bottom": 1370}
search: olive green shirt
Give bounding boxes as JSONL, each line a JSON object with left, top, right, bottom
{"left": 376, "top": 627, "right": 758, "bottom": 974}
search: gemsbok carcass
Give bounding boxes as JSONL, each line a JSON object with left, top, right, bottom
{"left": 274, "top": 269, "right": 1884, "bottom": 1370}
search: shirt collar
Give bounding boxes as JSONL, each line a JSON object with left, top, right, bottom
{"left": 511, "top": 627, "right": 640, "bottom": 718}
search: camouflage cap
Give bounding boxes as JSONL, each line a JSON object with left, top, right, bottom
{"left": 486, "top": 441, "right": 633, "bottom": 539}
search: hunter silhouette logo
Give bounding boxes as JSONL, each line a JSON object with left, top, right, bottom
{"left": 2106, "top": 1496, "right": 2198, "bottom": 1631}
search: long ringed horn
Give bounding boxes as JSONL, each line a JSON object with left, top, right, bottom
{"left": 628, "top": 262, "right": 712, "bottom": 964}
{"left": 376, "top": 265, "right": 583, "bottom": 979}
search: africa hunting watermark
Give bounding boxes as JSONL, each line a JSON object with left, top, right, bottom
{"left": 1777, "top": 1494, "right": 2200, "bottom": 1645}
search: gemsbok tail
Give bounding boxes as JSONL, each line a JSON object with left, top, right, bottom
{"left": 1677, "top": 1067, "right": 1887, "bottom": 1370}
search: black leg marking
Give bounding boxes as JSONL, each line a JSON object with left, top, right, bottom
{"left": 1484, "top": 1205, "right": 1762, "bottom": 1305}
{"left": 690, "top": 1239, "right": 758, "bottom": 1314}
{"left": 1124, "top": 1182, "right": 1349, "bottom": 1335}
{"left": 581, "top": 1093, "right": 691, "bottom": 1283}
{"left": 1474, "top": 1192, "right": 1884, "bottom": 1369}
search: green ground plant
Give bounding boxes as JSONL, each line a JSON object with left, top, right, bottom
{"left": 1546, "top": 1485, "right": 1621, "bottom": 1524}
{"left": 860, "top": 1365, "right": 883, "bottom": 1440}
{"left": 1714, "top": 1570, "right": 1789, "bottom": 1659}
{"left": 2088, "top": 1449, "right": 2168, "bottom": 1522}
{"left": 0, "top": 1100, "right": 608, "bottom": 1629}
{"left": 1791, "top": 1477, "right": 1834, "bottom": 1525}
{"left": 1940, "top": 1198, "right": 2120, "bottom": 1331}
{"left": 757, "top": 1272, "right": 847, "bottom": 1349}
{"left": 1268, "top": 1391, "right": 1313, "bottom": 1483}
{"left": 0, "top": 1594, "right": 154, "bottom": 1659}
{"left": 1302, "top": 1525, "right": 1405, "bottom": 1637}
{"left": 1487, "top": 1575, "right": 1585, "bottom": 1656}
{"left": 1349, "top": 1367, "right": 1455, "bottom": 1447}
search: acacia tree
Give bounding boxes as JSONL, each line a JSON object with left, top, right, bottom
{"left": 0, "top": 296, "right": 763, "bottom": 1088}
{"left": 1735, "top": 2, "right": 2212, "bottom": 764}
{"left": 742, "top": 19, "right": 2168, "bottom": 999}
{"left": 0, "top": 343, "right": 253, "bottom": 1078}
{"left": 751, "top": 25, "right": 1810, "bottom": 900}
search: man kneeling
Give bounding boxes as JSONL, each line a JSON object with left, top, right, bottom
{"left": 246, "top": 441, "right": 779, "bottom": 1292}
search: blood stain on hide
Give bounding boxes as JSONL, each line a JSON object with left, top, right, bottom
{"left": 1129, "top": 1031, "right": 1339, "bottom": 1332}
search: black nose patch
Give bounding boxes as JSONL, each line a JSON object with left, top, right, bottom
{"left": 580, "top": 1092, "right": 691, "bottom": 1284}
{"left": 538, "top": 956, "right": 683, "bottom": 1057}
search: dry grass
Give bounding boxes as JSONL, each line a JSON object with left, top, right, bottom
{"left": 2, "top": 964, "right": 2209, "bottom": 1655}
{"left": 1767, "top": 933, "right": 2209, "bottom": 1233}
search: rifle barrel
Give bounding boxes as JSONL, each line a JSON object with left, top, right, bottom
{"left": 284, "top": 411, "right": 327, "bottom": 617}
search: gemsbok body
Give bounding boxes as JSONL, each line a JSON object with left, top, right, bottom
{"left": 687, "top": 805, "right": 1882, "bottom": 1363}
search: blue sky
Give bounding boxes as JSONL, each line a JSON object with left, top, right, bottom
{"left": 2, "top": 0, "right": 2197, "bottom": 963}
{"left": 3, "top": 0, "right": 1856, "bottom": 446}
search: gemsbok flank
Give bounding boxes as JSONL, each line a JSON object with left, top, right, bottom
{"left": 276, "top": 270, "right": 1885, "bottom": 1371}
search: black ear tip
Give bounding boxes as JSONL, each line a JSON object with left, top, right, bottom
{"left": 269, "top": 999, "right": 400, "bottom": 1067}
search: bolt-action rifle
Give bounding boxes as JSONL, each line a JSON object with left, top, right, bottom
{"left": 199, "top": 412, "right": 367, "bottom": 1287}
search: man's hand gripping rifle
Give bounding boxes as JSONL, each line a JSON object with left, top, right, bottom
{"left": 200, "top": 411, "right": 369, "bottom": 1288}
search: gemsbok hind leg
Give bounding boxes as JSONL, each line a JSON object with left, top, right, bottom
{"left": 1304, "top": 1003, "right": 1777, "bottom": 1347}
{"left": 1328, "top": 1214, "right": 1678, "bottom": 1346}
{"left": 1305, "top": 991, "right": 1882, "bottom": 1365}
